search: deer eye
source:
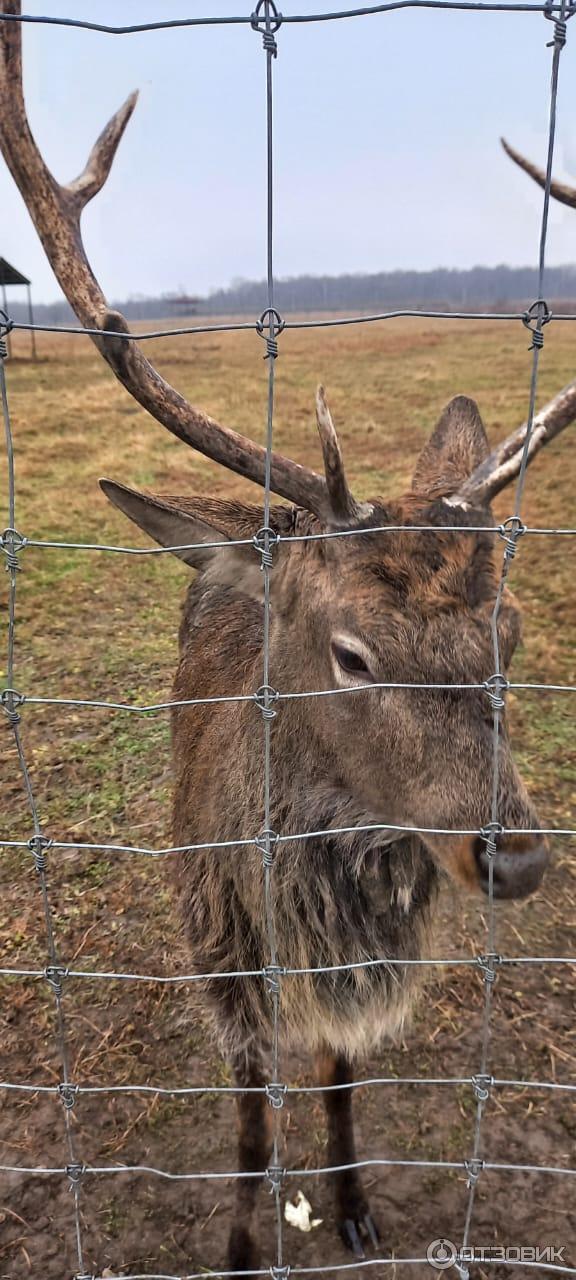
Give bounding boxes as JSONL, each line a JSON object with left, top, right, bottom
{"left": 331, "top": 641, "right": 374, "bottom": 681}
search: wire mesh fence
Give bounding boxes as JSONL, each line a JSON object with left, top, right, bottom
{"left": 0, "top": 2, "right": 575, "bottom": 1278}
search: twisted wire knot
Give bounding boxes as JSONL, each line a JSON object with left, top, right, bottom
{"left": 480, "top": 822, "right": 503, "bottom": 859}
{"left": 522, "top": 298, "right": 550, "bottom": 350}
{"left": 477, "top": 951, "right": 502, "bottom": 984}
{"left": 66, "top": 1161, "right": 85, "bottom": 1187}
{"left": 252, "top": 526, "right": 280, "bottom": 569}
{"left": 256, "top": 828, "right": 279, "bottom": 867}
{"left": 251, "top": 0, "right": 282, "bottom": 36}
{"left": 264, "top": 332, "right": 279, "bottom": 358}
{"left": 263, "top": 963, "right": 285, "bottom": 996}
{"left": 254, "top": 686, "right": 279, "bottom": 721}
{"left": 546, "top": 16, "right": 567, "bottom": 45}
{"left": 57, "top": 1081, "right": 78, "bottom": 1110}
{"left": 44, "top": 964, "right": 69, "bottom": 997}
{"left": 1, "top": 526, "right": 27, "bottom": 573}
{"left": 483, "top": 674, "right": 508, "bottom": 711}
{"left": 265, "top": 1081, "right": 287, "bottom": 1109}
{"left": 464, "top": 1157, "right": 484, "bottom": 1188}
{"left": 270, "top": 1268, "right": 291, "bottom": 1280}
{"left": 1, "top": 687, "right": 25, "bottom": 727}
{"left": 498, "top": 515, "right": 526, "bottom": 561}
{"left": 472, "top": 1073, "right": 494, "bottom": 1102}
{"left": 262, "top": 29, "right": 278, "bottom": 56}
{"left": 28, "top": 833, "right": 52, "bottom": 874}
{"left": 0, "top": 309, "right": 13, "bottom": 360}
{"left": 265, "top": 1163, "right": 286, "bottom": 1194}
{"left": 257, "top": 307, "right": 284, "bottom": 361}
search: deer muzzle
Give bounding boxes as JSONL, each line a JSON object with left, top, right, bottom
{"left": 471, "top": 832, "right": 550, "bottom": 900}
{"left": 424, "top": 830, "right": 549, "bottom": 899}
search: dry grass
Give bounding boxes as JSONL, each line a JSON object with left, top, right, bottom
{"left": 0, "top": 316, "right": 574, "bottom": 1277}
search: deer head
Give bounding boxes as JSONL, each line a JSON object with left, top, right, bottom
{"left": 101, "top": 391, "right": 548, "bottom": 901}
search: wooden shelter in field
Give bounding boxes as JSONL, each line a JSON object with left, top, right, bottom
{"left": 166, "top": 293, "right": 199, "bottom": 313}
{"left": 0, "top": 256, "right": 36, "bottom": 358}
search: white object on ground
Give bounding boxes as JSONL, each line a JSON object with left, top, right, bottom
{"left": 284, "top": 1190, "right": 323, "bottom": 1232}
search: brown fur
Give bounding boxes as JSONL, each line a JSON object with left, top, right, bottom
{"left": 171, "top": 495, "right": 537, "bottom": 1056}
{"left": 102, "top": 402, "right": 548, "bottom": 1270}
{"left": 168, "top": 496, "right": 544, "bottom": 1266}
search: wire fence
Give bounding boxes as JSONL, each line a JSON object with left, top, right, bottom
{"left": 0, "top": 2, "right": 575, "bottom": 1279}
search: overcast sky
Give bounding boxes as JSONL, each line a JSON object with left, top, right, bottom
{"left": 1, "top": 0, "right": 576, "bottom": 303}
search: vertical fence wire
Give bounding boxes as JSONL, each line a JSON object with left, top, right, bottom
{"left": 458, "top": 3, "right": 572, "bottom": 1269}
{"left": 0, "top": 347, "right": 88, "bottom": 1278}
{"left": 255, "top": 2, "right": 287, "bottom": 1275}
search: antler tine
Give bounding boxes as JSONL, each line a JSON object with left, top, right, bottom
{"left": 0, "top": 0, "right": 330, "bottom": 520}
{"left": 315, "top": 386, "right": 373, "bottom": 526}
{"left": 456, "top": 377, "right": 576, "bottom": 508}
{"left": 501, "top": 137, "right": 576, "bottom": 209}
{"left": 463, "top": 136, "right": 576, "bottom": 507}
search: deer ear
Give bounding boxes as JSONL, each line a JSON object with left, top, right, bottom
{"left": 100, "top": 480, "right": 274, "bottom": 600}
{"left": 411, "top": 396, "right": 490, "bottom": 500}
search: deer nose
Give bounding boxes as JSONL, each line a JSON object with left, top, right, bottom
{"left": 473, "top": 833, "right": 549, "bottom": 900}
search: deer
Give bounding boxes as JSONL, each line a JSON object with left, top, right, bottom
{"left": 1, "top": 4, "right": 574, "bottom": 1270}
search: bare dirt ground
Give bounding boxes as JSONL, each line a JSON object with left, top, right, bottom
{"left": 0, "top": 318, "right": 575, "bottom": 1279}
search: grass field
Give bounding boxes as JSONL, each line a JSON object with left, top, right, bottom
{"left": 0, "top": 315, "right": 575, "bottom": 1278}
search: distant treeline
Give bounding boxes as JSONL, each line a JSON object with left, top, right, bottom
{"left": 9, "top": 263, "right": 576, "bottom": 324}
{"left": 199, "top": 264, "right": 576, "bottom": 315}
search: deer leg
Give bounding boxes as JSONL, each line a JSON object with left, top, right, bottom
{"left": 227, "top": 1051, "right": 273, "bottom": 1274}
{"left": 316, "top": 1049, "right": 380, "bottom": 1259}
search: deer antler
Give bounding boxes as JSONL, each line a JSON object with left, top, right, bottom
{"left": 1, "top": 3, "right": 574, "bottom": 523}
{"left": 0, "top": 0, "right": 346, "bottom": 522}
{"left": 452, "top": 135, "right": 576, "bottom": 506}
{"left": 458, "top": 377, "right": 576, "bottom": 507}
{"left": 501, "top": 137, "right": 576, "bottom": 209}
{"left": 315, "top": 387, "right": 373, "bottom": 523}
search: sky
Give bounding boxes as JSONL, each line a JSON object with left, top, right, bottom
{"left": 1, "top": 0, "right": 576, "bottom": 304}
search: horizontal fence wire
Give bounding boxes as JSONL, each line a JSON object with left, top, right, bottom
{"left": 1, "top": 1, "right": 575, "bottom": 1278}
{"left": 0, "top": 1156, "right": 575, "bottom": 1179}
{"left": 4, "top": 525, "right": 576, "bottom": 555}
{"left": 3, "top": 309, "right": 576, "bottom": 341}
{"left": 0, "top": 954, "right": 575, "bottom": 983}
{"left": 3, "top": 521, "right": 576, "bottom": 565}
{"left": 2, "top": 679, "right": 575, "bottom": 720}
{"left": 0, "top": 2, "right": 574, "bottom": 36}
{"left": 2, "top": 1075, "right": 576, "bottom": 1097}
{"left": 85, "top": 1265, "right": 576, "bottom": 1280}
{"left": 86, "top": 1267, "right": 576, "bottom": 1280}
{"left": 3, "top": 1258, "right": 575, "bottom": 1280}
{"left": 1, "top": 823, "right": 576, "bottom": 859}
{"left": 56, "top": 1266, "right": 576, "bottom": 1280}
